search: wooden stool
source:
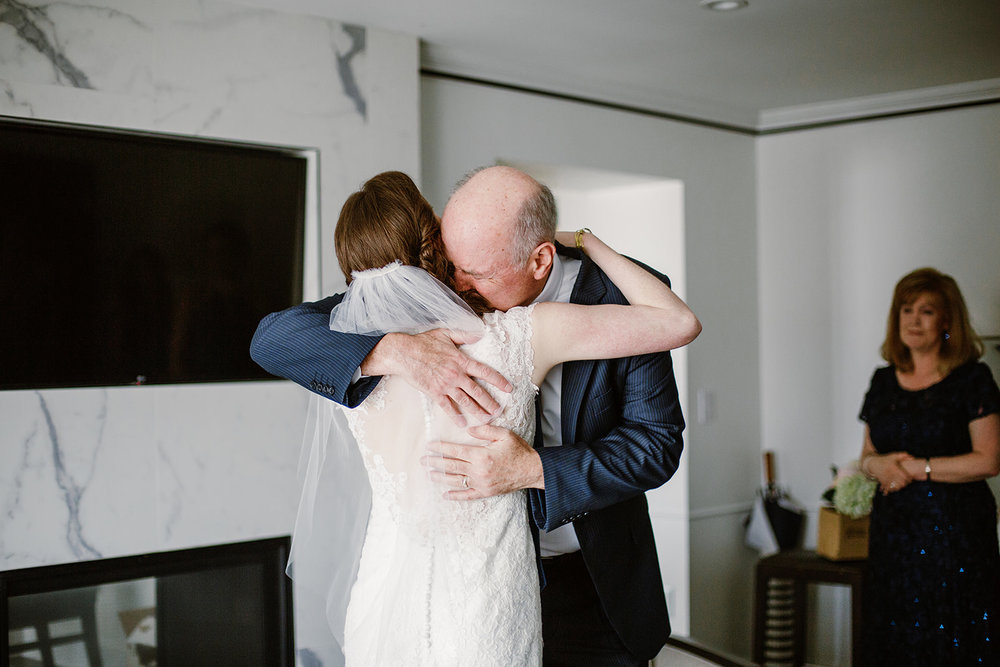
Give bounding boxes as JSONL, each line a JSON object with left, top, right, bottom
{"left": 752, "top": 550, "right": 865, "bottom": 666}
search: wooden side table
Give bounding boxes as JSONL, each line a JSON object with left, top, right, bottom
{"left": 752, "top": 550, "right": 865, "bottom": 666}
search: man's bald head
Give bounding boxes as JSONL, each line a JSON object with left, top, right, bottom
{"left": 441, "top": 166, "right": 557, "bottom": 311}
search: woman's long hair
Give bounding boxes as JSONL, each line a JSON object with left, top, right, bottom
{"left": 880, "top": 267, "right": 982, "bottom": 375}
{"left": 334, "top": 171, "right": 488, "bottom": 314}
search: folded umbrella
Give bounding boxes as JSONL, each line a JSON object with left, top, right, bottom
{"left": 745, "top": 450, "right": 804, "bottom": 556}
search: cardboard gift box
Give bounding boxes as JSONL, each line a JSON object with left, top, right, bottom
{"left": 816, "top": 506, "right": 869, "bottom": 560}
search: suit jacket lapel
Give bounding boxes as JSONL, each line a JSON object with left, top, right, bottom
{"left": 559, "top": 250, "right": 606, "bottom": 444}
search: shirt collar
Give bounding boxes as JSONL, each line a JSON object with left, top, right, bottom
{"left": 534, "top": 252, "right": 565, "bottom": 304}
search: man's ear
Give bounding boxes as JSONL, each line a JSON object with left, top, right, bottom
{"left": 529, "top": 242, "right": 556, "bottom": 280}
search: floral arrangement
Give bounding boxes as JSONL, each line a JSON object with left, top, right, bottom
{"left": 821, "top": 460, "right": 878, "bottom": 519}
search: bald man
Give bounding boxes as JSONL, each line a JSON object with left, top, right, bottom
{"left": 251, "top": 166, "right": 684, "bottom": 666}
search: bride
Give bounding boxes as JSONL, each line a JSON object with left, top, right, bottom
{"left": 280, "top": 171, "right": 700, "bottom": 666}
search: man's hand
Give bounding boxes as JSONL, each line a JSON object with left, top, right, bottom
{"left": 361, "top": 329, "right": 511, "bottom": 426}
{"left": 423, "top": 424, "right": 544, "bottom": 499}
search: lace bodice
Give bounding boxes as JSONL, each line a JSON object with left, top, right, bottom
{"left": 342, "top": 305, "right": 542, "bottom": 666}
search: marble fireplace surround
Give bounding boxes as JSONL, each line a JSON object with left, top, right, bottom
{"left": 0, "top": 1, "right": 419, "bottom": 664}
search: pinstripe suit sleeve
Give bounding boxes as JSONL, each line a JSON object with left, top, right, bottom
{"left": 530, "top": 350, "right": 684, "bottom": 531}
{"left": 249, "top": 295, "right": 383, "bottom": 407}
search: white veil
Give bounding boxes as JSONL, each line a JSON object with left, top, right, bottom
{"left": 328, "top": 260, "right": 484, "bottom": 336}
{"left": 285, "top": 261, "right": 485, "bottom": 653}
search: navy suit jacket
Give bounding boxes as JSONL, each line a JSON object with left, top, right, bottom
{"left": 250, "top": 246, "right": 681, "bottom": 659}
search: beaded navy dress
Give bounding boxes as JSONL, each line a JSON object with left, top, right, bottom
{"left": 860, "top": 361, "right": 1000, "bottom": 666}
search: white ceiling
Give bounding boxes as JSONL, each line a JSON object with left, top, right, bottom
{"left": 243, "top": 0, "right": 1000, "bottom": 133}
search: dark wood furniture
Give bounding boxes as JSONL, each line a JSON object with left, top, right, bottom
{"left": 752, "top": 550, "right": 865, "bottom": 666}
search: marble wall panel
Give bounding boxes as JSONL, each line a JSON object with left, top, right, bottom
{"left": 1, "top": 388, "right": 160, "bottom": 567}
{"left": 0, "top": 0, "right": 418, "bottom": 663}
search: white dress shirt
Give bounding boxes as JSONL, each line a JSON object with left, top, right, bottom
{"left": 532, "top": 253, "right": 582, "bottom": 556}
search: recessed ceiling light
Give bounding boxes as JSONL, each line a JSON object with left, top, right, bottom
{"left": 700, "top": 0, "right": 748, "bottom": 10}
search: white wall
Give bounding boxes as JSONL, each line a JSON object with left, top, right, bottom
{"left": 0, "top": 2, "right": 419, "bottom": 665}
{"left": 421, "top": 74, "right": 761, "bottom": 656}
{"left": 758, "top": 103, "right": 1000, "bottom": 538}
{"left": 757, "top": 102, "right": 1000, "bottom": 664}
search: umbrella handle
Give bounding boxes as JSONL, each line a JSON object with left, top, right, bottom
{"left": 763, "top": 450, "right": 776, "bottom": 488}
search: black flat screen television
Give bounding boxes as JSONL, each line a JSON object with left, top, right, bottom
{"left": 0, "top": 118, "right": 310, "bottom": 390}
{"left": 0, "top": 536, "right": 294, "bottom": 667}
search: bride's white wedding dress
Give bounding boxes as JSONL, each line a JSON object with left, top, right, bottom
{"left": 341, "top": 305, "right": 542, "bottom": 666}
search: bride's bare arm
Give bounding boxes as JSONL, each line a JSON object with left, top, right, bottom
{"left": 530, "top": 231, "right": 701, "bottom": 386}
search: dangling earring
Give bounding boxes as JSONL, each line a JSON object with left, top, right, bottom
{"left": 943, "top": 331, "right": 950, "bottom": 341}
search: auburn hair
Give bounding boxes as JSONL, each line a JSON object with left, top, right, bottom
{"left": 334, "top": 171, "right": 488, "bottom": 314}
{"left": 880, "top": 267, "right": 982, "bottom": 375}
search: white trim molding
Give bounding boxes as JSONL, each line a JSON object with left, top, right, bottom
{"left": 757, "top": 78, "right": 1000, "bottom": 132}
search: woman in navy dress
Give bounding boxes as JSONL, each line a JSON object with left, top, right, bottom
{"left": 858, "top": 267, "right": 1000, "bottom": 666}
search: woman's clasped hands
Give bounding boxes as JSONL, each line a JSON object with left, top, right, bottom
{"left": 863, "top": 451, "right": 916, "bottom": 495}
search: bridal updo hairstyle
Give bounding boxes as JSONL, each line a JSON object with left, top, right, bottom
{"left": 880, "top": 267, "right": 983, "bottom": 375}
{"left": 334, "top": 171, "right": 489, "bottom": 314}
